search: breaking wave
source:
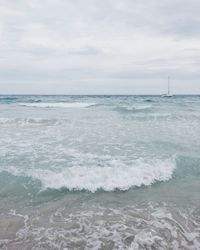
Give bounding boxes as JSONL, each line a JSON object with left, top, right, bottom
{"left": 19, "top": 102, "right": 97, "bottom": 108}
{"left": 0, "top": 117, "right": 64, "bottom": 125}
{"left": 115, "top": 104, "right": 153, "bottom": 113}
{"left": 8, "top": 158, "right": 176, "bottom": 192}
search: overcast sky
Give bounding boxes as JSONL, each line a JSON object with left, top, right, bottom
{"left": 0, "top": 0, "right": 200, "bottom": 94}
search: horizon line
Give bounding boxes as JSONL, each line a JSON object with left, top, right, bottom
{"left": 0, "top": 94, "right": 200, "bottom": 96}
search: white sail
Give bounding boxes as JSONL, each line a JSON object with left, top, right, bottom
{"left": 162, "top": 77, "right": 173, "bottom": 97}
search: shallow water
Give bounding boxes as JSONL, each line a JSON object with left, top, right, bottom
{"left": 0, "top": 95, "right": 200, "bottom": 249}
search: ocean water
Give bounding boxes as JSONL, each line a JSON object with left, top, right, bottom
{"left": 0, "top": 95, "right": 200, "bottom": 250}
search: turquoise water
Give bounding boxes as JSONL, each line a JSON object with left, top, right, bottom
{"left": 0, "top": 95, "right": 200, "bottom": 249}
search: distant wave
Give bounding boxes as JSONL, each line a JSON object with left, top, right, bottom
{"left": 133, "top": 104, "right": 152, "bottom": 110}
{"left": 0, "top": 97, "right": 18, "bottom": 103}
{"left": 115, "top": 104, "right": 152, "bottom": 113}
{"left": 19, "top": 102, "right": 97, "bottom": 108}
{"left": 7, "top": 158, "right": 176, "bottom": 192}
{"left": 28, "top": 99, "right": 42, "bottom": 103}
{"left": 144, "top": 99, "right": 154, "bottom": 103}
{"left": 0, "top": 97, "right": 18, "bottom": 100}
{"left": 0, "top": 117, "right": 64, "bottom": 125}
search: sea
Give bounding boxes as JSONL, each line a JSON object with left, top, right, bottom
{"left": 0, "top": 95, "right": 200, "bottom": 250}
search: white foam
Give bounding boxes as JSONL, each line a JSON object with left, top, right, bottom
{"left": 133, "top": 104, "right": 152, "bottom": 110}
{"left": 19, "top": 102, "right": 96, "bottom": 108}
{"left": 23, "top": 158, "right": 176, "bottom": 192}
{"left": 0, "top": 117, "right": 63, "bottom": 126}
{"left": 4, "top": 203, "right": 200, "bottom": 250}
{"left": 121, "top": 104, "right": 152, "bottom": 111}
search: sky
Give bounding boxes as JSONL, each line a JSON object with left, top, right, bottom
{"left": 0, "top": 0, "right": 200, "bottom": 94}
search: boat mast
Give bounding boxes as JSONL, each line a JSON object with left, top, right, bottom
{"left": 168, "top": 76, "right": 170, "bottom": 95}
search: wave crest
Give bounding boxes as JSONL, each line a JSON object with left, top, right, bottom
{"left": 115, "top": 104, "right": 152, "bottom": 114}
{"left": 17, "top": 158, "right": 176, "bottom": 192}
{"left": 19, "top": 102, "right": 96, "bottom": 108}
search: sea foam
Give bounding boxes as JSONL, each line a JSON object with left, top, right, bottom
{"left": 16, "top": 158, "right": 176, "bottom": 192}
{"left": 115, "top": 104, "right": 153, "bottom": 114}
{"left": 19, "top": 102, "right": 96, "bottom": 108}
{"left": 3, "top": 203, "right": 199, "bottom": 250}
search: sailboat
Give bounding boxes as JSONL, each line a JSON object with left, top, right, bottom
{"left": 162, "top": 77, "right": 173, "bottom": 97}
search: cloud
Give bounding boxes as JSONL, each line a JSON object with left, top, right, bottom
{"left": 0, "top": 0, "right": 200, "bottom": 93}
